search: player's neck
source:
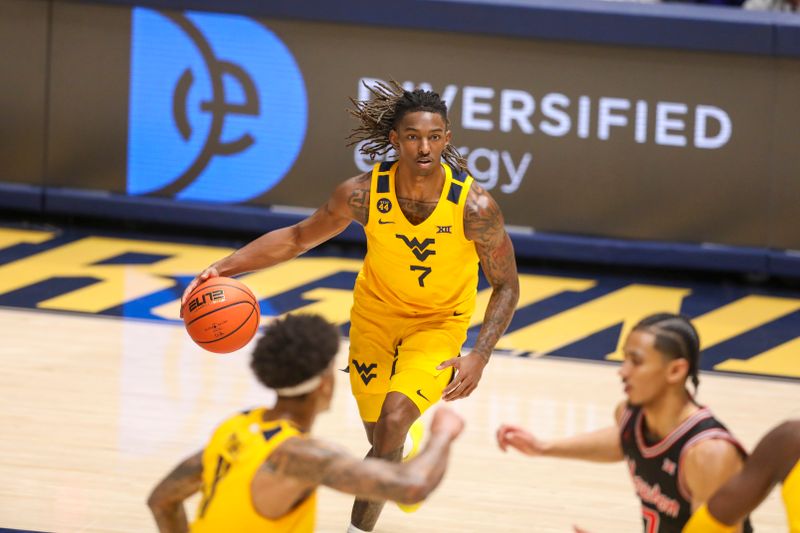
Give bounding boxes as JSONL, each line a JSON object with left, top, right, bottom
{"left": 641, "top": 389, "right": 698, "bottom": 440}
{"left": 395, "top": 164, "right": 445, "bottom": 201}
{"left": 264, "top": 400, "right": 317, "bottom": 433}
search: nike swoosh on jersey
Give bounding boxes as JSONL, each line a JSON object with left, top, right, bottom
{"left": 378, "top": 219, "right": 395, "bottom": 224}
{"left": 416, "top": 389, "right": 430, "bottom": 402}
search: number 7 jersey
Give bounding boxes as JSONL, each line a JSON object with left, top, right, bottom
{"left": 354, "top": 161, "right": 480, "bottom": 317}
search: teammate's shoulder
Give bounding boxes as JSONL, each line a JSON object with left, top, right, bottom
{"left": 332, "top": 172, "right": 371, "bottom": 203}
{"left": 683, "top": 436, "right": 742, "bottom": 467}
{"left": 463, "top": 180, "right": 504, "bottom": 229}
{"left": 340, "top": 171, "right": 372, "bottom": 189}
{"left": 207, "top": 409, "right": 254, "bottom": 438}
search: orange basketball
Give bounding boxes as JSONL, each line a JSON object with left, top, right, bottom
{"left": 182, "top": 276, "right": 260, "bottom": 354}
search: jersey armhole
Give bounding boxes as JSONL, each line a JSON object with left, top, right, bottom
{"left": 677, "top": 431, "right": 741, "bottom": 503}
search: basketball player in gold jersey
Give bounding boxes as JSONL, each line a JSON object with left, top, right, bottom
{"left": 684, "top": 418, "right": 800, "bottom": 532}
{"left": 182, "top": 80, "right": 520, "bottom": 531}
{"left": 148, "top": 314, "right": 465, "bottom": 533}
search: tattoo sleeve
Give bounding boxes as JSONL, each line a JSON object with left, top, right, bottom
{"left": 464, "top": 185, "right": 520, "bottom": 362}
{"left": 148, "top": 451, "right": 204, "bottom": 533}
{"left": 265, "top": 436, "right": 453, "bottom": 505}
{"left": 345, "top": 172, "right": 371, "bottom": 226}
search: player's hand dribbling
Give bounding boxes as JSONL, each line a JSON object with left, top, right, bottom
{"left": 437, "top": 352, "right": 487, "bottom": 402}
{"left": 180, "top": 266, "right": 220, "bottom": 317}
{"left": 429, "top": 407, "right": 465, "bottom": 441}
{"left": 496, "top": 424, "right": 548, "bottom": 456}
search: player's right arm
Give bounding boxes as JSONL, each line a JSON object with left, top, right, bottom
{"left": 181, "top": 172, "right": 371, "bottom": 306}
{"left": 496, "top": 402, "right": 626, "bottom": 463}
{"left": 261, "top": 408, "right": 464, "bottom": 505}
{"left": 147, "top": 451, "right": 204, "bottom": 533}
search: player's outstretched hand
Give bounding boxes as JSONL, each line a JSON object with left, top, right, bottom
{"left": 180, "top": 266, "right": 220, "bottom": 317}
{"left": 429, "top": 407, "right": 466, "bottom": 441}
{"left": 438, "top": 353, "right": 487, "bottom": 402}
{"left": 496, "top": 424, "right": 547, "bottom": 456}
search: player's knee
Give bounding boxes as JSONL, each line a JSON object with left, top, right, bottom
{"left": 373, "top": 412, "right": 411, "bottom": 457}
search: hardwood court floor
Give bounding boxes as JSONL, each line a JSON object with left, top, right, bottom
{"left": 1, "top": 307, "right": 797, "bottom": 532}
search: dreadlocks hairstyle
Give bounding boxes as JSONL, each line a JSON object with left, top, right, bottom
{"left": 633, "top": 313, "right": 701, "bottom": 393}
{"left": 250, "top": 314, "right": 339, "bottom": 394}
{"left": 347, "top": 80, "right": 468, "bottom": 173}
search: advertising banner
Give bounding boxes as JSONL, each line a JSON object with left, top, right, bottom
{"left": 6, "top": 1, "right": 798, "bottom": 250}
{"left": 0, "top": 0, "right": 48, "bottom": 187}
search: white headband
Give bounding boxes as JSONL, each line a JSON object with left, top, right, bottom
{"left": 274, "top": 375, "right": 323, "bottom": 397}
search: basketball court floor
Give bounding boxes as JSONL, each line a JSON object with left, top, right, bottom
{"left": 0, "top": 222, "right": 798, "bottom": 532}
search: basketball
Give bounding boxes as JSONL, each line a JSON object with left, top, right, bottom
{"left": 182, "top": 276, "right": 260, "bottom": 354}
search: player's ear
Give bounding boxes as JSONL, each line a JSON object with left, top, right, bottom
{"left": 389, "top": 129, "right": 399, "bottom": 148}
{"left": 666, "top": 358, "right": 690, "bottom": 386}
{"left": 445, "top": 129, "right": 452, "bottom": 144}
{"left": 317, "top": 368, "right": 335, "bottom": 409}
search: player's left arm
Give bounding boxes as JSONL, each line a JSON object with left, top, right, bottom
{"left": 147, "top": 451, "right": 204, "bottom": 533}
{"left": 439, "top": 184, "right": 520, "bottom": 401}
{"left": 682, "top": 439, "right": 747, "bottom": 531}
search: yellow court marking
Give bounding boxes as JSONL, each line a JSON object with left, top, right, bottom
{"left": 692, "top": 295, "right": 800, "bottom": 350}
{"left": 470, "top": 274, "right": 596, "bottom": 328}
{"left": 496, "top": 284, "right": 691, "bottom": 358}
{"left": 284, "top": 287, "right": 358, "bottom": 325}
{"left": 0, "top": 236, "right": 233, "bottom": 313}
{"left": 1, "top": 228, "right": 798, "bottom": 380}
{"left": 715, "top": 336, "right": 800, "bottom": 378}
{"left": 0, "top": 227, "right": 55, "bottom": 250}
{"left": 151, "top": 257, "right": 364, "bottom": 320}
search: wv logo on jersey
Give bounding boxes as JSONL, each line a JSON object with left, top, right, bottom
{"left": 395, "top": 234, "right": 436, "bottom": 261}
{"left": 127, "top": 8, "right": 307, "bottom": 203}
{"left": 352, "top": 359, "right": 378, "bottom": 385}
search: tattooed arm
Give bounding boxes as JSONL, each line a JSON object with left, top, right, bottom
{"left": 262, "top": 408, "right": 464, "bottom": 505}
{"left": 439, "top": 184, "right": 520, "bottom": 401}
{"left": 147, "top": 451, "right": 204, "bottom": 533}
{"left": 182, "top": 172, "right": 371, "bottom": 306}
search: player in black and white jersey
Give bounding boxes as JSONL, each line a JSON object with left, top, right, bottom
{"left": 496, "top": 313, "right": 752, "bottom": 533}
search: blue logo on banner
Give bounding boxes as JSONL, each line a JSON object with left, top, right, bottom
{"left": 127, "top": 8, "right": 307, "bottom": 202}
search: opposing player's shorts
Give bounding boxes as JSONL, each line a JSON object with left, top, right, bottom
{"left": 347, "top": 301, "right": 470, "bottom": 422}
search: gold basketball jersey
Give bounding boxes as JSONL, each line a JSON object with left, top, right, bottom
{"left": 354, "top": 161, "right": 480, "bottom": 317}
{"left": 784, "top": 459, "right": 800, "bottom": 532}
{"left": 190, "top": 410, "right": 316, "bottom": 533}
